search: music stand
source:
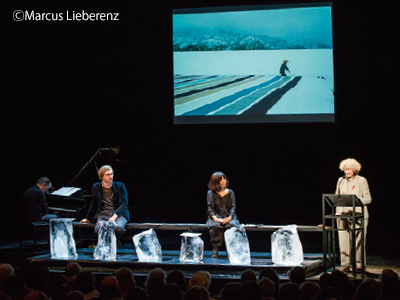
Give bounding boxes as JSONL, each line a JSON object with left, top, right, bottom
{"left": 322, "top": 194, "right": 365, "bottom": 277}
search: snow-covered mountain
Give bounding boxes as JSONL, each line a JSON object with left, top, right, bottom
{"left": 173, "top": 28, "right": 331, "bottom": 51}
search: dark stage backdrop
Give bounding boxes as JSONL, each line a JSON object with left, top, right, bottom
{"left": 6, "top": 0, "right": 399, "bottom": 251}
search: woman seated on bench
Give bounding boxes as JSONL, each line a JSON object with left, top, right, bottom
{"left": 206, "top": 172, "right": 240, "bottom": 258}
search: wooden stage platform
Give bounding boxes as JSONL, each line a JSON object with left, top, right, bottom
{"left": 25, "top": 222, "right": 325, "bottom": 279}
{"left": 27, "top": 248, "right": 325, "bottom": 280}
{"left": 15, "top": 222, "right": 399, "bottom": 284}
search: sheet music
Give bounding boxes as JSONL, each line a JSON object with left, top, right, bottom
{"left": 51, "top": 187, "right": 81, "bottom": 197}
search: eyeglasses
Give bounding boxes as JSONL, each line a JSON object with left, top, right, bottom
{"left": 104, "top": 173, "right": 114, "bottom": 176}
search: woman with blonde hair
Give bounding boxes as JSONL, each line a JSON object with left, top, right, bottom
{"left": 335, "top": 158, "right": 372, "bottom": 273}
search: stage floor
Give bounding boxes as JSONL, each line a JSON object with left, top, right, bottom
{"left": 1, "top": 235, "right": 398, "bottom": 283}
{"left": 27, "top": 248, "right": 325, "bottom": 279}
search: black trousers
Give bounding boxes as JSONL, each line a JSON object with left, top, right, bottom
{"left": 209, "top": 222, "right": 238, "bottom": 249}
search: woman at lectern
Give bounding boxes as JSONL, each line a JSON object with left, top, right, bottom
{"left": 335, "top": 158, "right": 372, "bottom": 273}
{"left": 206, "top": 172, "right": 240, "bottom": 258}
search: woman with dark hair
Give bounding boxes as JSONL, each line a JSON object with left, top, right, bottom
{"left": 206, "top": 172, "right": 240, "bottom": 258}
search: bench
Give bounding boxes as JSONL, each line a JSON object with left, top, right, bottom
{"left": 72, "top": 223, "right": 322, "bottom": 250}
{"left": 72, "top": 222, "right": 322, "bottom": 233}
{"left": 19, "top": 221, "right": 51, "bottom": 251}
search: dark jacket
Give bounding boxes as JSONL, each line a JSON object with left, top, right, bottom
{"left": 280, "top": 62, "right": 289, "bottom": 76}
{"left": 85, "top": 181, "right": 130, "bottom": 223}
{"left": 22, "top": 185, "right": 48, "bottom": 222}
{"left": 206, "top": 189, "right": 239, "bottom": 228}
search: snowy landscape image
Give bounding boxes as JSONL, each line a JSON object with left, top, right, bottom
{"left": 173, "top": 5, "right": 334, "bottom": 119}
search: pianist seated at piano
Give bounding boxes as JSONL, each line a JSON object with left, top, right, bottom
{"left": 80, "top": 165, "right": 129, "bottom": 239}
{"left": 22, "top": 177, "right": 58, "bottom": 222}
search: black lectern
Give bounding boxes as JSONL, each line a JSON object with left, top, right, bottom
{"left": 322, "top": 194, "right": 365, "bottom": 276}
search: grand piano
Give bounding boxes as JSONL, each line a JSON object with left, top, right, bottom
{"left": 47, "top": 189, "right": 92, "bottom": 219}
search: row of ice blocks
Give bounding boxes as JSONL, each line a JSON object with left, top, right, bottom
{"left": 50, "top": 219, "right": 304, "bottom": 265}
{"left": 49, "top": 219, "right": 117, "bottom": 260}
{"left": 133, "top": 230, "right": 204, "bottom": 263}
{"left": 130, "top": 225, "right": 304, "bottom": 265}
